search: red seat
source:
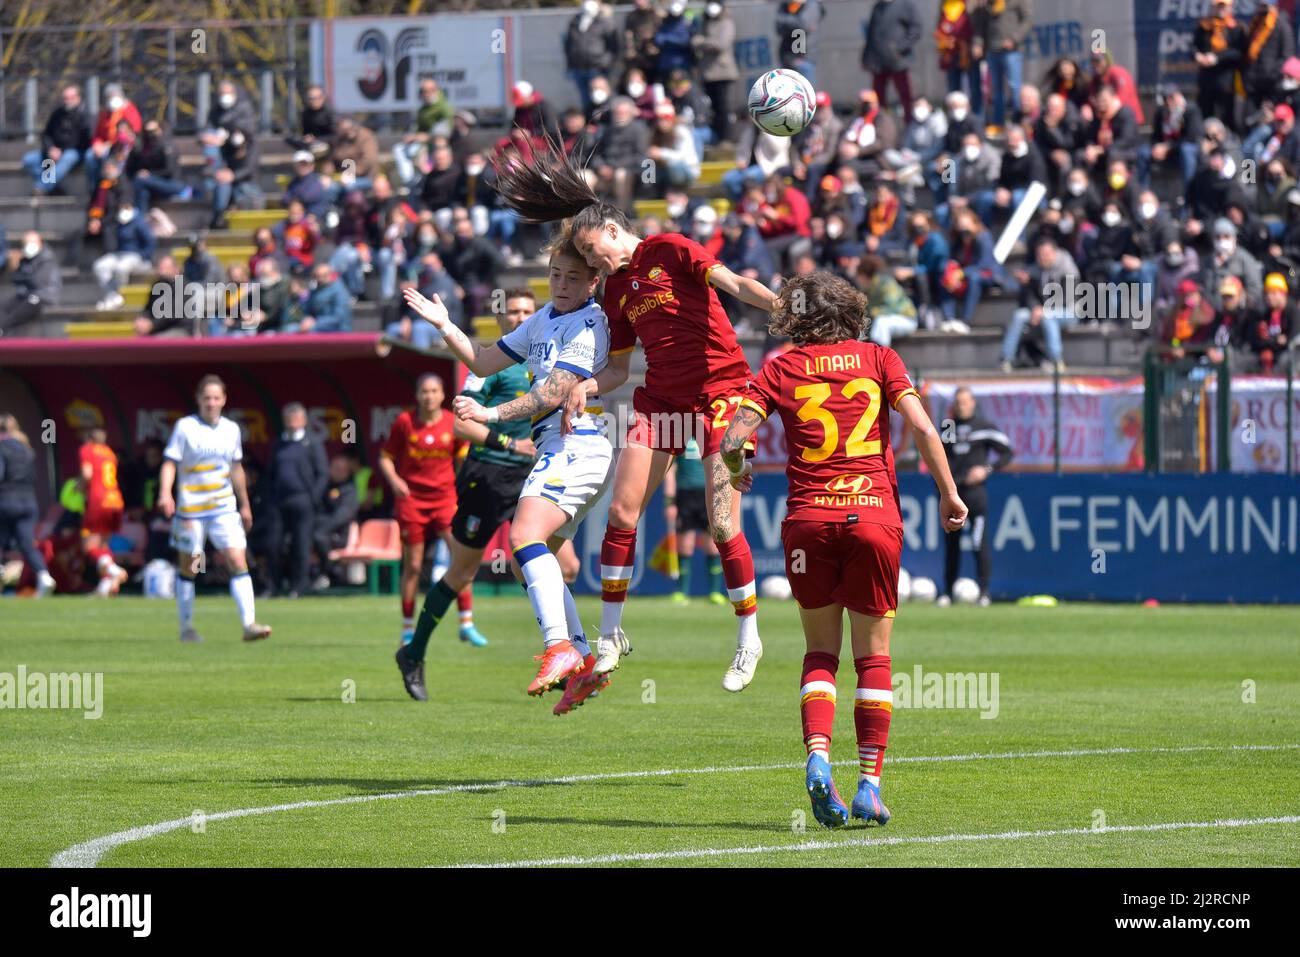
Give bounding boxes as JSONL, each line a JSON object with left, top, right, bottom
{"left": 334, "top": 519, "right": 401, "bottom": 562}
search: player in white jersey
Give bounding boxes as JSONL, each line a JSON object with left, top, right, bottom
{"left": 402, "top": 232, "right": 614, "bottom": 713}
{"left": 158, "top": 374, "right": 271, "bottom": 644}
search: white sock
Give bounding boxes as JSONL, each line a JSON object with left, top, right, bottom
{"left": 518, "top": 549, "right": 571, "bottom": 647}
{"left": 459, "top": 606, "right": 474, "bottom": 628}
{"left": 177, "top": 576, "right": 196, "bottom": 630}
{"left": 599, "top": 561, "right": 633, "bottom": 635}
{"left": 562, "top": 586, "right": 590, "bottom": 658}
{"left": 230, "top": 572, "right": 255, "bottom": 628}
{"left": 736, "top": 610, "right": 760, "bottom": 649}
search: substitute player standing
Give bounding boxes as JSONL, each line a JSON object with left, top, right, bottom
{"left": 403, "top": 231, "right": 614, "bottom": 713}
{"left": 721, "top": 272, "right": 967, "bottom": 828}
{"left": 390, "top": 290, "right": 537, "bottom": 702}
{"left": 491, "top": 143, "right": 778, "bottom": 692}
{"left": 158, "top": 375, "right": 271, "bottom": 643}
{"left": 79, "top": 427, "right": 129, "bottom": 596}
{"left": 378, "top": 374, "right": 480, "bottom": 648}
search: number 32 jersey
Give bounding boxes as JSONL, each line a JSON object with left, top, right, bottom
{"left": 743, "top": 341, "right": 919, "bottom": 526}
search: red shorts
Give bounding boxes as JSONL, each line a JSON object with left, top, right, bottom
{"left": 627, "top": 379, "right": 753, "bottom": 458}
{"left": 781, "top": 518, "right": 903, "bottom": 617}
{"left": 395, "top": 496, "right": 456, "bottom": 545}
{"left": 82, "top": 507, "right": 123, "bottom": 538}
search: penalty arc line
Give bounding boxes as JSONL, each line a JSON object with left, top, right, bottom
{"left": 462, "top": 816, "right": 1300, "bottom": 868}
{"left": 48, "top": 743, "right": 1300, "bottom": 868}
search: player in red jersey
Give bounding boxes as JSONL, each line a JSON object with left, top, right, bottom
{"left": 492, "top": 143, "right": 778, "bottom": 692}
{"left": 79, "top": 427, "right": 129, "bottom": 596}
{"left": 720, "top": 272, "right": 968, "bottom": 829}
{"left": 378, "top": 374, "right": 476, "bottom": 648}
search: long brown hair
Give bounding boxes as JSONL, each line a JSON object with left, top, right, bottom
{"left": 491, "top": 135, "right": 635, "bottom": 239}
{"left": 768, "top": 272, "right": 869, "bottom": 345}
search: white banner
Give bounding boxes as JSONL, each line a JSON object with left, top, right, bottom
{"left": 313, "top": 14, "right": 515, "bottom": 114}
{"left": 1209, "top": 375, "right": 1300, "bottom": 474}
{"left": 925, "top": 377, "right": 1146, "bottom": 472}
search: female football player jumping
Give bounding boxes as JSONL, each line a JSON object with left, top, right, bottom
{"left": 492, "top": 142, "right": 778, "bottom": 693}
{"left": 401, "top": 233, "right": 615, "bottom": 715}
{"left": 720, "top": 272, "right": 968, "bottom": 828}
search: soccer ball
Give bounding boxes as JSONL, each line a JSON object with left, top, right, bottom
{"left": 760, "top": 575, "right": 793, "bottom": 600}
{"left": 747, "top": 69, "right": 817, "bottom": 137}
{"left": 910, "top": 576, "right": 938, "bottom": 603}
{"left": 897, "top": 567, "right": 912, "bottom": 603}
{"left": 953, "top": 578, "right": 981, "bottom": 604}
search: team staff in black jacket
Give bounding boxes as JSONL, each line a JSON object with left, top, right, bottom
{"left": 937, "top": 388, "right": 1014, "bottom": 606}
{"left": 263, "top": 403, "right": 328, "bottom": 598}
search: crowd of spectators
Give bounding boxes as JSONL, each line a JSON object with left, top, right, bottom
{"left": 3, "top": 0, "right": 1295, "bottom": 373}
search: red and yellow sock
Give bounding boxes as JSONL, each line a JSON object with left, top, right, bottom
{"left": 716, "top": 531, "right": 757, "bottom": 619}
{"left": 457, "top": 587, "right": 473, "bottom": 627}
{"left": 800, "top": 651, "right": 839, "bottom": 759}
{"left": 853, "top": 654, "right": 893, "bottom": 785}
{"left": 599, "top": 525, "right": 637, "bottom": 634}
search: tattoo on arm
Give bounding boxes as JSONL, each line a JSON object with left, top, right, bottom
{"left": 491, "top": 368, "right": 581, "bottom": 422}
{"left": 720, "top": 406, "right": 762, "bottom": 474}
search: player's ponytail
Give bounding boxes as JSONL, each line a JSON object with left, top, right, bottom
{"left": 491, "top": 132, "right": 635, "bottom": 240}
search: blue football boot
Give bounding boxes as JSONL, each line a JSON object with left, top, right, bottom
{"left": 850, "top": 779, "right": 891, "bottom": 826}
{"left": 459, "top": 624, "right": 489, "bottom": 647}
{"left": 805, "top": 753, "right": 849, "bottom": 829}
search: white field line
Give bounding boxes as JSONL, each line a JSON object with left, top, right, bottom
{"left": 464, "top": 816, "right": 1300, "bottom": 868}
{"left": 49, "top": 743, "right": 1300, "bottom": 868}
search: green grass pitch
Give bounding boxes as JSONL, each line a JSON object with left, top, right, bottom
{"left": 2, "top": 595, "right": 1297, "bottom": 867}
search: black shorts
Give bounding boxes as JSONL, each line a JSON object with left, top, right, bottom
{"left": 676, "top": 486, "right": 709, "bottom": 533}
{"left": 452, "top": 458, "right": 532, "bottom": 550}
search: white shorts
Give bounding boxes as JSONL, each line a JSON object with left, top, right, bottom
{"left": 520, "top": 431, "right": 613, "bottom": 540}
{"left": 170, "top": 510, "right": 247, "bottom": 555}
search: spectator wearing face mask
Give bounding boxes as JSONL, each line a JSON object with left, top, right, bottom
{"left": 128, "top": 121, "right": 191, "bottom": 212}
{"left": 1257, "top": 159, "right": 1298, "bottom": 237}
{"left": 1245, "top": 103, "right": 1300, "bottom": 171}
{"left": 92, "top": 205, "right": 155, "bottom": 311}
{"left": 211, "top": 127, "right": 262, "bottom": 230}
{"left": 1158, "top": 278, "right": 1216, "bottom": 359}
{"left": 1155, "top": 242, "right": 1201, "bottom": 314}
{"left": 1059, "top": 167, "right": 1102, "bottom": 222}
{"left": 945, "top": 209, "right": 1017, "bottom": 328}
{"left": 592, "top": 95, "right": 652, "bottom": 213}
{"left": 199, "top": 80, "right": 255, "bottom": 191}
{"left": 1139, "top": 85, "right": 1204, "bottom": 192}
{"left": 752, "top": 172, "right": 812, "bottom": 270}
{"left": 932, "top": 91, "right": 980, "bottom": 200}
{"left": 894, "top": 210, "right": 950, "bottom": 320}
{"left": 566, "top": 1, "right": 619, "bottom": 114}
{"left": 586, "top": 76, "right": 615, "bottom": 128}
{"left": 884, "top": 96, "right": 947, "bottom": 206}
{"left": 691, "top": 2, "right": 739, "bottom": 144}
{"left": 974, "top": 124, "right": 1045, "bottom": 227}
{"left": 1087, "top": 200, "right": 1135, "bottom": 285}
{"left": 811, "top": 174, "right": 862, "bottom": 231}
{"left": 2, "top": 233, "right": 61, "bottom": 335}
{"left": 1201, "top": 218, "right": 1263, "bottom": 309}
{"left": 85, "top": 83, "right": 142, "bottom": 190}
{"left": 840, "top": 89, "right": 898, "bottom": 181}
{"left": 1277, "top": 57, "right": 1300, "bottom": 113}
{"left": 85, "top": 155, "right": 133, "bottom": 252}
{"left": 937, "top": 132, "right": 999, "bottom": 228}
{"left": 1130, "top": 190, "right": 1177, "bottom": 268}
{"left": 862, "top": 0, "right": 922, "bottom": 116}
{"left": 1186, "top": 149, "right": 1248, "bottom": 233}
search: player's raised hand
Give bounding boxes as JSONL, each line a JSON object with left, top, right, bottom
{"left": 452, "top": 395, "right": 488, "bottom": 423}
{"left": 941, "top": 491, "right": 968, "bottom": 532}
{"left": 402, "top": 287, "right": 450, "bottom": 330}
